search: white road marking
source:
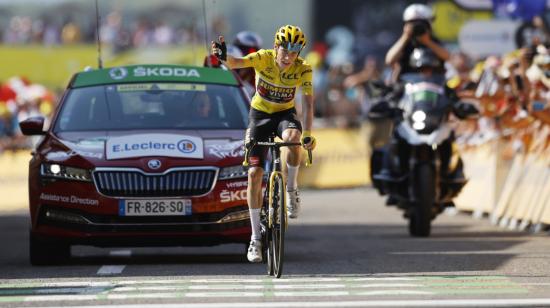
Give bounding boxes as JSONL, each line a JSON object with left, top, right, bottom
{"left": 184, "top": 292, "right": 264, "bottom": 297}
{"left": 352, "top": 277, "right": 418, "bottom": 281}
{"left": 358, "top": 283, "right": 421, "bottom": 288}
{"left": 355, "top": 290, "right": 434, "bottom": 296}
{"left": 107, "top": 293, "right": 180, "bottom": 300}
{"left": 109, "top": 250, "right": 132, "bottom": 257}
{"left": 111, "top": 286, "right": 183, "bottom": 292}
{"left": 190, "top": 279, "right": 262, "bottom": 283}
{"left": 391, "top": 251, "right": 550, "bottom": 255}
{"left": 189, "top": 285, "right": 264, "bottom": 290}
{"left": 25, "top": 298, "right": 550, "bottom": 307}
{"left": 273, "top": 291, "right": 350, "bottom": 297}
{"left": 109, "top": 283, "right": 426, "bottom": 291}
{"left": 273, "top": 284, "right": 346, "bottom": 289}
{"left": 117, "top": 279, "right": 190, "bottom": 285}
{"left": 272, "top": 277, "right": 342, "bottom": 282}
{"left": 97, "top": 265, "right": 125, "bottom": 275}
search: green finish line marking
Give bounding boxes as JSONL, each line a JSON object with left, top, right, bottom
{"left": 0, "top": 275, "right": 537, "bottom": 303}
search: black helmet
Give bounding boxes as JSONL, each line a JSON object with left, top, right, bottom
{"left": 409, "top": 48, "right": 441, "bottom": 69}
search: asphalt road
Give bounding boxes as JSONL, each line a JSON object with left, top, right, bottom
{"left": 1, "top": 188, "right": 550, "bottom": 307}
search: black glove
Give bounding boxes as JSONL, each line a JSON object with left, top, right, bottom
{"left": 212, "top": 37, "right": 227, "bottom": 61}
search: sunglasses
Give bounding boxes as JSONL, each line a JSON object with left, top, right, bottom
{"left": 280, "top": 42, "right": 303, "bottom": 52}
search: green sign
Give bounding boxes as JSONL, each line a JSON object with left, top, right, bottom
{"left": 72, "top": 65, "right": 237, "bottom": 88}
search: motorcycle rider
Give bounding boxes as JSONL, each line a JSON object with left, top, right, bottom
{"left": 379, "top": 48, "right": 468, "bottom": 197}
{"left": 211, "top": 25, "right": 316, "bottom": 263}
{"left": 385, "top": 3, "right": 450, "bottom": 82}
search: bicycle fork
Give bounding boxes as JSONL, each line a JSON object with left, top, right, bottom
{"left": 268, "top": 152, "right": 288, "bottom": 229}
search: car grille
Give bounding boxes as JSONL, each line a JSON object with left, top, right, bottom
{"left": 93, "top": 168, "right": 217, "bottom": 197}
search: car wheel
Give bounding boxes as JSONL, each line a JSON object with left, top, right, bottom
{"left": 29, "top": 232, "right": 71, "bottom": 266}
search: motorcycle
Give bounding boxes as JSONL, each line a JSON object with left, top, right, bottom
{"left": 369, "top": 73, "right": 479, "bottom": 237}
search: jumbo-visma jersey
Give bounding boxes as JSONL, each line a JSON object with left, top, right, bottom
{"left": 242, "top": 49, "right": 313, "bottom": 114}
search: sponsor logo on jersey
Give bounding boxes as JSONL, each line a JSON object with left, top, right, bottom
{"left": 281, "top": 72, "right": 299, "bottom": 80}
{"left": 257, "top": 78, "right": 296, "bottom": 104}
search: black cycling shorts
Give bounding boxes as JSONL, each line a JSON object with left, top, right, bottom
{"left": 245, "top": 108, "right": 302, "bottom": 168}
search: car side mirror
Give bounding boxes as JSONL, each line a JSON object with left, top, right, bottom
{"left": 19, "top": 116, "right": 46, "bottom": 136}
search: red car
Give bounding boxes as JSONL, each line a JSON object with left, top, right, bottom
{"left": 20, "top": 64, "right": 251, "bottom": 265}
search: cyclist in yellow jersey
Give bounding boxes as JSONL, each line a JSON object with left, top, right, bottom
{"left": 212, "top": 25, "right": 316, "bottom": 263}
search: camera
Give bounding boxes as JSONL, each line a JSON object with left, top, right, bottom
{"left": 411, "top": 21, "right": 428, "bottom": 37}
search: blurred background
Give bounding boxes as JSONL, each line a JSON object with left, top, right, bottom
{"left": 0, "top": 0, "right": 530, "bottom": 147}
{"left": 1, "top": 0, "right": 549, "bottom": 221}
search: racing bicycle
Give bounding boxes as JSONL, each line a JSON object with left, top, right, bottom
{"left": 244, "top": 135, "right": 312, "bottom": 278}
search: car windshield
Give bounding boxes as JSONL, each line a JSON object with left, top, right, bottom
{"left": 54, "top": 83, "right": 249, "bottom": 132}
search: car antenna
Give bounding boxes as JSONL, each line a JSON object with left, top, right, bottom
{"left": 95, "top": 0, "right": 103, "bottom": 69}
{"left": 202, "top": 0, "right": 210, "bottom": 66}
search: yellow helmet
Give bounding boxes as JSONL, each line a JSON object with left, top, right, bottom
{"left": 274, "top": 25, "right": 307, "bottom": 52}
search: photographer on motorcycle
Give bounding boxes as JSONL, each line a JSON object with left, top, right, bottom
{"left": 385, "top": 3, "right": 450, "bottom": 82}
{"left": 370, "top": 47, "right": 477, "bottom": 237}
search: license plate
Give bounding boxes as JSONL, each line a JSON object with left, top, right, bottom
{"left": 119, "top": 199, "right": 192, "bottom": 216}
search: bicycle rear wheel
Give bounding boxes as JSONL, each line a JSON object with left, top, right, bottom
{"left": 270, "top": 173, "right": 286, "bottom": 278}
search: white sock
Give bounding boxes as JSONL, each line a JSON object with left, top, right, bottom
{"left": 286, "top": 163, "right": 299, "bottom": 191}
{"left": 249, "top": 208, "right": 261, "bottom": 241}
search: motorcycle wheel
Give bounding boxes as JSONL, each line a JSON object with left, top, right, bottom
{"left": 409, "top": 164, "right": 434, "bottom": 237}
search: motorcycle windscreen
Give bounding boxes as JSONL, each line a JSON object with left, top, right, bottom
{"left": 404, "top": 88, "right": 450, "bottom": 134}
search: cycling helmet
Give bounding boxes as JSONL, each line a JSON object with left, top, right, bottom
{"left": 226, "top": 44, "right": 244, "bottom": 58}
{"left": 274, "top": 25, "right": 307, "bottom": 52}
{"left": 409, "top": 48, "right": 441, "bottom": 69}
{"left": 234, "top": 31, "right": 262, "bottom": 55}
{"left": 403, "top": 3, "right": 434, "bottom": 22}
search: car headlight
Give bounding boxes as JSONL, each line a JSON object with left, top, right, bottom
{"left": 219, "top": 165, "right": 248, "bottom": 180}
{"left": 41, "top": 163, "right": 92, "bottom": 182}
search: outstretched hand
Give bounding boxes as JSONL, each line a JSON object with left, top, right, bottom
{"left": 211, "top": 36, "right": 227, "bottom": 61}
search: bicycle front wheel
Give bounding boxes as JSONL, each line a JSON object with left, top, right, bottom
{"left": 270, "top": 172, "right": 286, "bottom": 278}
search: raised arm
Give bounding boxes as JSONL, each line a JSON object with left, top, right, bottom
{"left": 386, "top": 24, "right": 413, "bottom": 66}
{"left": 417, "top": 33, "right": 450, "bottom": 62}
{"left": 211, "top": 36, "right": 253, "bottom": 69}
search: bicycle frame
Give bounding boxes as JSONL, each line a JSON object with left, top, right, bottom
{"left": 244, "top": 135, "right": 312, "bottom": 278}
{"left": 263, "top": 140, "right": 286, "bottom": 229}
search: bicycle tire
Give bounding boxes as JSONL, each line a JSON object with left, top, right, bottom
{"left": 271, "top": 173, "right": 286, "bottom": 278}
{"left": 262, "top": 206, "right": 274, "bottom": 276}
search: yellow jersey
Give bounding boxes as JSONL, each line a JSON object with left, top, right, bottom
{"left": 242, "top": 49, "right": 313, "bottom": 114}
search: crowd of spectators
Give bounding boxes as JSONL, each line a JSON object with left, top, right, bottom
{"left": 0, "top": 77, "right": 56, "bottom": 154}
{"left": 1, "top": 10, "right": 225, "bottom": 51}
{"left": 314, "top": 14, "right": 550, "bottom": 158}
{"left": 2, "top": 5, "right": 550, "bottom": 155}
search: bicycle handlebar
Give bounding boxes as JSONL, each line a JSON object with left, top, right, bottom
{"left": 243, "top": 140, "right": 313, "bottom": 167}
{"left": 302, "top": 137, "right": 313, "bottom": 167}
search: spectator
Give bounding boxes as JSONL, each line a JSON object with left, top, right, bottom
{"left": 385, "top": 3, "right": 449, "bottom": 82}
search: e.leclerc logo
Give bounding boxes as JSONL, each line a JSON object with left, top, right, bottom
{"left": 106, "top": 135, "right": 203, "bottom": 160}
{"left": 177, "top": 139, "right": 196, "bottom": 153}
{"left": 109, "top": 67, "right": 128, "bottom": 80}
{"left": 112, "top": 139, "right": 196, "bottom": 154}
